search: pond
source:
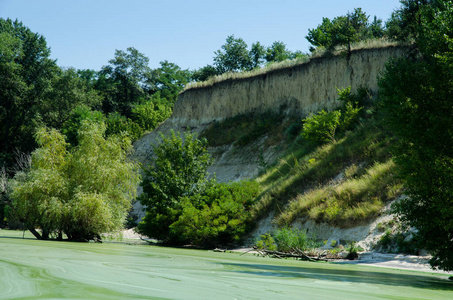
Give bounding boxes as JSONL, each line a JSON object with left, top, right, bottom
{"left": 1, "top": 230, "right": 452, "bottom": 299}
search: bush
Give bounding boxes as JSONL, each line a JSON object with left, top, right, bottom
{"left": 170, "top": 180, "right": 260, "bottom": 247}
{"left": 105, "top": 112, "right": 142, "bottom": 141}
{"left": 130, "top": 100, "right": 172, "bottom": 132}
{"left": 137, "top": 130, "right": 213, "bottom": 243}
{"left": 302, "top": 86, "right": 368, "bottom": 143}
{"left": 255, "top": 227, "right": 318, "bottom": 253}
{"left": 255, "top": 233, "right": 277, "bottom": 251}
{"left": 302, "top": 110, "right": 341, "bottom": 143}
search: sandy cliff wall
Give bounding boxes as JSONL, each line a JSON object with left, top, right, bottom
{"left": 171, "top": 46, "right": 406, "bottom": 127}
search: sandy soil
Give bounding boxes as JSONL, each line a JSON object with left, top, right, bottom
{"left": 122, "top": 229, "right": 451, "bottom": 276}
{"left": 230, "top": 247, "right": 452, "bottom": 276}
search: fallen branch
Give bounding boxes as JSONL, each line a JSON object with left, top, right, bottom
{"left": 260, "top": 249, "right": 328, "bottom": 261}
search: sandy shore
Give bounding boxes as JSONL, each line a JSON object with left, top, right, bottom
{"left": 230, "top": 247, "right": 452, "bottom": 276}
{"left": 121, "top": 230, "right": 451, "bottom": 276}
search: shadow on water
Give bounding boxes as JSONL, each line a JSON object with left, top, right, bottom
{"left": 220, "top": 262, "right": 453, "bottom": 291}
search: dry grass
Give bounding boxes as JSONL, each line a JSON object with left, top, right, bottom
{"left": 249, "top": 115, "right": 402, "bottom": 228}
{"left": 275, "top": 159, "right": 402, "bottom": 227}
{"left": 184, "top": 39, "right": 405, "bottom": 91}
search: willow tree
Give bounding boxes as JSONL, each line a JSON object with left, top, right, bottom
{"left": 10, "top": 121, "right": 140, "bottom": 241}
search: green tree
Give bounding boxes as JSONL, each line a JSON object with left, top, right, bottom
{"left": 213, "top": 35, "right": 252, "bottom": 73}
{"left": 137, "top": 130, "right": 213, "bottom": 242}
{"left": 9, "top": 122, "right": 140, "bottom": 241}
{"left": 385, "top": 0, "right": 430, "bottom": 41}
{"left": 265, "top": 41, "right": 292, "bottom": 63}
{"left": 306, "top": 8, "right": 382, "bottom": 51}
{"left": 192, "top": 64, "right": 219, "bottom": 82}
{"left": 41, "top": 68, "right": 101, "bottom": 128}
{"left": 147, "top": 60, "right": 192, "bottom": 104}
{"left": 0, "top": 18, "right": 59, "bottom": 166}
{"left": 130, "top": 100, "right": 172, "bottom": 132}
{"left": 99, "top": 47, "right": 151, "bottom": 116}
{"left": 249, "top": 42, "right": 266, "bottom": 69}
{"left": 61, "top": 105, "right": 105, "bottom": 147}
{"left": 379, "top": 0, "right": 453, "bottom": 271}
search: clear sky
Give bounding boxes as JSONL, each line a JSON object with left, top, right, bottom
{"left": 0, "top": 0, "right": 402, "bottom": 71}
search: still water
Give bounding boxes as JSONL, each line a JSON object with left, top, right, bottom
{"left": 1, "top": 230, "right": 452, "bottom": 299}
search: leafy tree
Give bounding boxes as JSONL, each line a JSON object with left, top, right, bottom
{"left": 306, "top": 8, "right": 382, "bottom": 51}
{"left": 61, "top": 105, "right": 105, "bottom": 147}
{"left": 369, "top": 16, "right": 385, "bottom": 38}
{"left": 41, "top": 68, "right": 101, "bottom": 128}
{"left": 379, "top": 0, "right": 453, "bottom": 271}
{"left": 192, "top": 64, "right": 219, "bottom": 82}
{"left": 9, "top": 122, "right": 140, "bottom": 241}
{"left": 213, "top": 35, "right": 252, "bottom": 73}
{"left": 249, "top": 42, "right": 266, "bottom": 69}
{"left": 130, "top": 100, "right": 172, "bottom": 132}
{"left": 146, "top": 60, "right": 192, "bottom": 104}
{"left": 0, "top": 18, "right": 59, "bottom": 165}
{"left": 0, "top": 19, "right": 102, "bottom": 169}
{"left": 99, "top": 47, "right": 151, "bottom": 116}
{"left": 105, "top": 112, "right": 142, "bottom": 141}
{"left": 138, "top": 130, "right": 213, "bottom": 242}
{"left": 385, "top": 0, "right": 430, "bottom": 41}
{"left": 265, "top": 41, "right": 292, "bottom": 63}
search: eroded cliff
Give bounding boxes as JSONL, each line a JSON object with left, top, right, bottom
{"left": 170, "top": 46, "right": 406, "bottom": 127}
{"left": 133, "top": 46, "right": 406, "bottom": 178}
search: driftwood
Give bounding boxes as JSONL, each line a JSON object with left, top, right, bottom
{"left": 140, "top": 237, "right": 155, "bottom": 244}
{"left": 257, "top": 248, "right": 327, "bottom": 261}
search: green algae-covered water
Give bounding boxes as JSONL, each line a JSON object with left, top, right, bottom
{"left": 1, "top": 230, "right": 452, "bottom": 299}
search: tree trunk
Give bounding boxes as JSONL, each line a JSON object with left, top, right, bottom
{"left": 27, "top": 226, "right": 42, "bottom": 240}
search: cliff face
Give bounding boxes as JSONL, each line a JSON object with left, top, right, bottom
{"left": 170, "top": 46, "right": 406, "bottom": 127}
{"left": 133, "top": 46, "right": 406, "bottom": 176}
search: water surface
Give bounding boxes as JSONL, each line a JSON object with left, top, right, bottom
{"left": 1, "top": 230, "right": 452, "bottom": 299}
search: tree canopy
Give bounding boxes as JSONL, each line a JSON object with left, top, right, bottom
{"left": 137, "top": 130, "right": 213, "bottom": 242}
{"left": 379, "top": 0, "right": 453, "bottom": 271}
{"left": 9, "top": 122, "right": 140, "bottom": 241}
{"left": 306, "top": 8, "right": 384, "bottom": 51}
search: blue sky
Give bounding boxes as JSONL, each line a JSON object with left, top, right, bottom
{"left": 0, "top": 0, "right": 401, "bottom": 71}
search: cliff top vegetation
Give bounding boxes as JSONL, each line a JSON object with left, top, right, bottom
{"left": 184, "top": 39, "right": 405, "bottom": 92}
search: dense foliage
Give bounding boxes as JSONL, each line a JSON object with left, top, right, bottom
{"left": 302, "top": 87, "right": 365, "bottom": 143}
{"left": 0, "top": 18, "right": 189, "bottom": 172}
{"left": 306, "top": 8, "right": 385, "bottom": 51}
{"left": 171, "top": 180, "right": 259, "bottom": 247}
{"left": 379, "top": 0, "right": 453, "bottom": 271}
{"left": 138, "top": 131, "right": 259, "bottom": 247}
{"left": 138, "top": 130, "right": 214, "bottom": 242}
{"left": 7, "top": 122, "right": 140, "bottom": 241}
{"left": 0, "top": 19, "right": 100, "bottom": 167}
{"left": 255, "top": 227, "right": 318, "bottom": 252}
{"left": 193, "top": 35, "right": 306, "bottom": 80}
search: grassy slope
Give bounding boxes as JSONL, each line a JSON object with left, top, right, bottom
{"left": 202, "top": 108, "right": 402, "bottom": 230}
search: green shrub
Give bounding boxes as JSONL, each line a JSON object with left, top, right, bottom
{"left": 302, "top": 110, "right": 341, "bottom": 143}
{"left": 61, "top": 106, "right": 105, "bottom": 147}
{"left": 255, "top": 233, "right": 277, "bottom": 251}
{"left": 137, "top": 130, "right": 213, "bottom": 243}
{"left": 346, "top": 242, "right": 359, "bottom": 260}
{"left": 130, "top": 100, "right": 172, "bottom": 132}
{"left": 169, "top": 180, "right": 260, "bottom": 247}
{"left": 105, "top": 112, "right": 142, "bottom": 141}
